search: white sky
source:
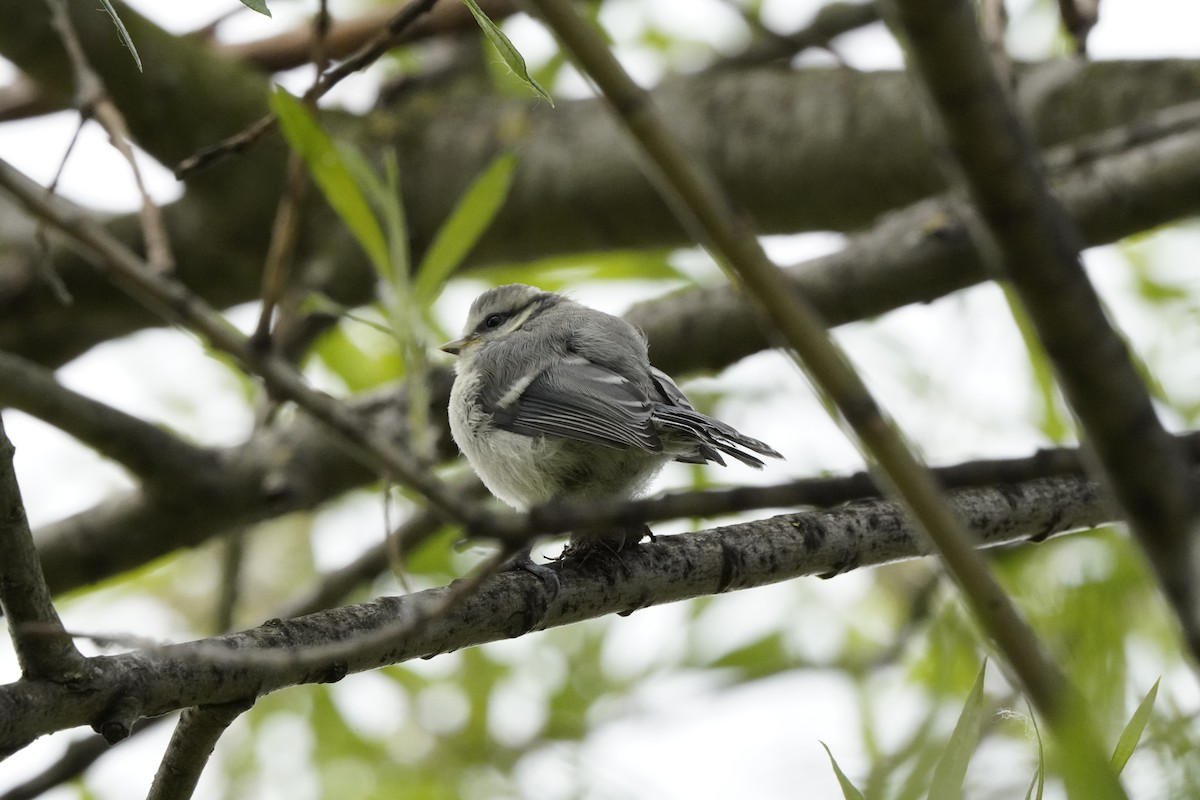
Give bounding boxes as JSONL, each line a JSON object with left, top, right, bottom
{"left": 2, "top": 1, "right": 1200, "bottom": 799}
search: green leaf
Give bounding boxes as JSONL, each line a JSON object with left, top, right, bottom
{"left": 1001, "top": 286, "right": 1071, "bottom": 443}
{"left": 1110, "top": 677, "right": 1160, "bottom": 774}
{"left": 928, "top": 660, "right": 988, "bottom": 800}
{"left": 270, "top": 87, "right": 389, "bottom": 275}
{"left": 460, "top": 0, "right": 553, "bottom": 105}
{"left": 97, "top": 0, "right": 142, "bottom": 72}
{"left": 415, "top": 154, "right": 517, "bottom": 304}
{"left": 1024, "top": 707, "right": 1045, "bottom": 800}
{"left": 238, "top": 0, "right": 273, "bottom": 17}
{"left": 477, "top": 248, "right": 687, "bottom": 290}
{"left": 820, "top": 741, "right": 866, "bottom": 800}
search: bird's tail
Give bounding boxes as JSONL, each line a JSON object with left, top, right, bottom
{"left": 652, "top": 406, "right": 783, "bottom": 468}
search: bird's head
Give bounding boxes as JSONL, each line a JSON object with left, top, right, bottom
{"left": 440, "top": 284, "right": 560, "bottom": 355}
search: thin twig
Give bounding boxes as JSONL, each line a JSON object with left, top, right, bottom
{"left": 1056, "top": 0, "right": 1099, "bottom": 55}
{"left": 719, "top": 1, "right": 882, "bottom": 68}
{"left": 250, "top": 0, "right": 334, "bottom": 349}
{"left": 45, "top": 0, "right": 174, "bottom": 274}
{"left": 175, "top": 0, "right": 442, "bottom": 178}
{"left": 0, "top": 414, "right": 86, "bottom": 681}
{"left": 219, "top": 0, "right": 516, "bottom": 73}
{"left": 214, "top": 529, "right": 246, "bottom": 635}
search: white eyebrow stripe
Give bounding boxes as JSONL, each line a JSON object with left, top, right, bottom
{"left": 502, "top": 303, "right": 541, "bottom": 334}
{"left": 495, "top": 369, "right": 541, "bottom": 409}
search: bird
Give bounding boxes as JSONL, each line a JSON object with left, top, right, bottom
{"left": 441, "top": 283, "right": 782, "bottom": 560}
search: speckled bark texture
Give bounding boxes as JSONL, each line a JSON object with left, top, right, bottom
{"left": 0, "top": 474, "right": 1115, "bottom": 753}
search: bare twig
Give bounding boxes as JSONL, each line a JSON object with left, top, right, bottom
{"left": 0, "top": 414, "right": 86, "bottom": 681}
{"left": 979, "top": 0, "right": 1013, "bottom": 89}
{"left": 145, "top": 699, "right": 254, "bottom": 800}
{"left": 721, "top": 1, "right": 882, "bottom": 68}
{"left": 251, "top": 155, "right": 309, "bottom": 350}
{"left": 0, "top": 732, "right": 116, "bottom": 800}
{"left": 176, "top": 0, "right": 442, "bottom": 178}
{"left": 45, "top": 0, "right": 174, "bottom": 274}
{"left": 214, "top": 529, "right": 246, "bottom": 635}
{"left": 220, "top": 0, "right": 516, "bottom": 73}
{"left": 891, "top": 0, "right": 1200, "bottom": 665}
{"left": 0, "top": 73, "right": 58, "bottom": 123}
{"left": 1056, "top": 0, "right": 1099, "bottom": 55}
{"left": 251, "top": 0, "right": 332, "bottom": 350}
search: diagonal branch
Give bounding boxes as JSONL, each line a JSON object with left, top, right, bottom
{"left": 175, "top": 0, "right": 443, "bottom": 177}
{"left": 0, "top": 350, "right": 215, "bottom": 488}
{"left": 889, "top": 0, "right": 1200, "bottom": 660}
{"left": 145, "top": 699, "right": 254, "bottom": 800}
{"left": 218, "top": 0, "right": 518, "bottom": 73}
{"left": 631, "top": 116, "right": 1200, "bottom": 376}
{"left": 45, "top": 0, "right": 173, "bottom": 273}
{"left": 0, "top": 472, "right": 1120, "bottom": 755}
{"left": 0, "top": 155, "right": 474, "bottom": 529}
{"left": 519, "top": 1, "right": 1117, "bottom": 791}
{"left": 0, "top": 413, "right": 85, "bottom": 682}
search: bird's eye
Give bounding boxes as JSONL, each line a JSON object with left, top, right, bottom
{"left": 484, "top": 313, "right": 505, "bottom": 329}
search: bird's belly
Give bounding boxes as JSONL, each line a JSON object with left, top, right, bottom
{"left": 449, "top": 381, "right": 666, "bottom": 508}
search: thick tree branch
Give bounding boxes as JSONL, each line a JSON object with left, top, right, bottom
{"left": 629, "top": 121, "right": 1200, "bottom": 375}
{"left": 0, "top": 351, "right": 215, "bottom": 488}
{"left": 33, "top": 375, "right": 453, "bottom": 597}
{"left": 891, "top": 0, "right": 1200, "bottom": 661}
{"left": 0, "top": 473, "right": 1116, "bottom": 755}
{"left": 0, "top": 414, "right": 85, "bottom": 682}
{"left": 4, "top": 55, "right": 1200, "bottom": 366}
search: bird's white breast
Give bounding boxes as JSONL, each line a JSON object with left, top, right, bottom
{"left": 449, "top": 370, "right": 563, "bottom": 509}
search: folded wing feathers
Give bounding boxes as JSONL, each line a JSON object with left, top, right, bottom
{"left": 651, "top": 405, "right": 781, "bottom": 468}
{"left": 648, "top": 366, "right": 781, "bottom": 469}
{"left": 489, "top": 359, "right": 780, "bottom": 466}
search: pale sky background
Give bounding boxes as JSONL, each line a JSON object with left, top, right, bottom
{"left": 2, "top": 1, "right": 1200, "bottom": 798}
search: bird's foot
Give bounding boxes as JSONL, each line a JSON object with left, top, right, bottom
{"left": 506, "top": 546, "right": 561, "bottom": 602}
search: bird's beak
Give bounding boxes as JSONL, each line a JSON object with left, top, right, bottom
{"left": 440, "top": 335, "right": 473, "bottom": 355}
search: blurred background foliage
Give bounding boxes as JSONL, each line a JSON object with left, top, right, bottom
{"left": 6, "top": 0, "right": 1200, "bottom": 797}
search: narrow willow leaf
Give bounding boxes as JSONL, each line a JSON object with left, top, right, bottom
{"left": 415, "top": 154, "right": 517, "bottom": 304}
{"left": 1110, "top": 677, "right": 1160, "bottom": 774}
{"left": 460, "top": 0, "right": 553, "bottom": 105}
{"left": 97, "top": 0, "right": 142, "bottom": 72}
{"left": 239, "top": 0, "right": 273, "bottom": 17}
{"left": 1023, "top": 705, "right": 1045, "bottom": 800}
{"left": 270, "top": 87, "right": 388, "bottom": 274}
{"left": 820, "top": 742, "right": 866, "bottom": 800}
{"left": 929, "top": 661, "right": 988, "bottom": 800}
{"left": 1001, "top": 286, "right": 1071, "bottom": 442}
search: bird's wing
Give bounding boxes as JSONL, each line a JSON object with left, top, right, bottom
{"left": 484, "top": 356, "right": 663, "bottom": 452}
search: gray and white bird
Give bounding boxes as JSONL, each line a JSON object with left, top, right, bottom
{"left": 442, "top": 284, "right": 782, "bottom": 551}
